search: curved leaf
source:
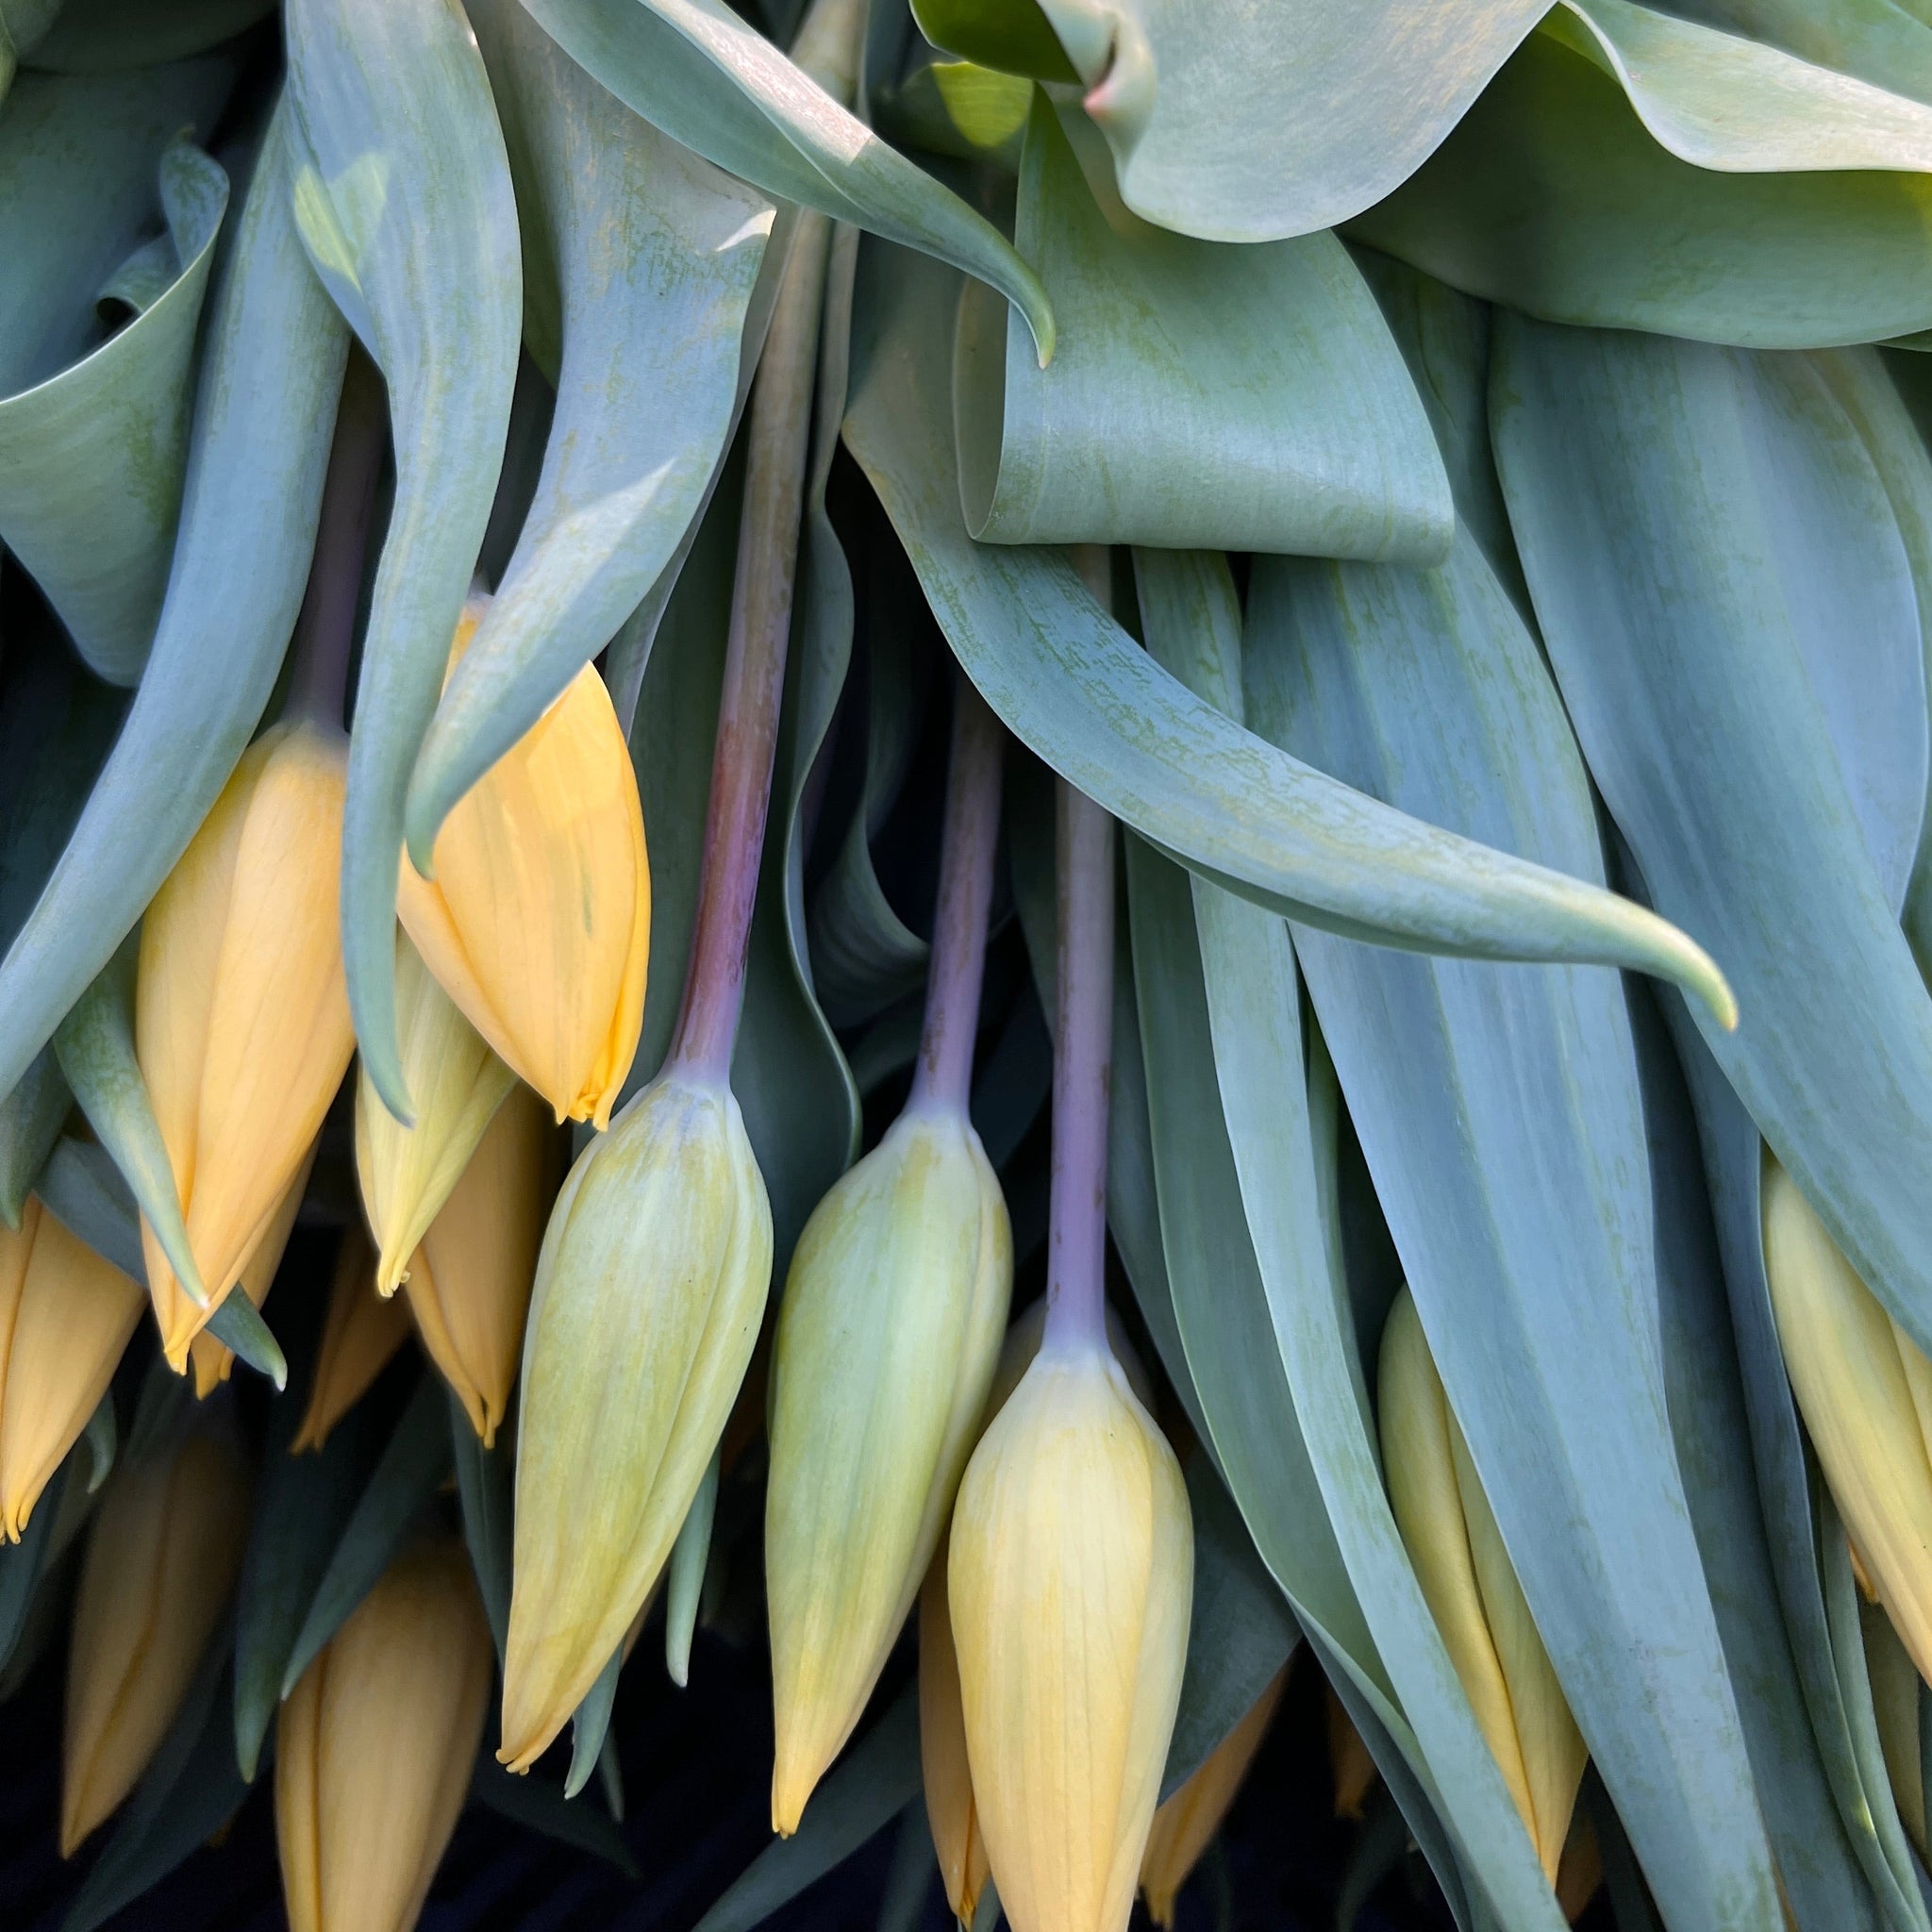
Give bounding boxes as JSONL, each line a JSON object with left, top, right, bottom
{"left": 27, "top": 0, "right": 271, "bottom": 71}
{"left": 0, "top": 1049, "right": 70, "bottom": 1230}
{"left": 954, "top": 98, "right": 1451, "bottom": 560}
{"left": 522, "top": 0, "right": 1054, "bottom": 361}
{"left": 450, "top": 1389, "right": 513, "bottom": 1661}
{"left": 0, "top": 138, "right": 228, "bottom": 684}
{"left": 0, "top": 98, "right": 350, "bottom": 1107}
{"left": 404, "top": 0, "right": 774, "bottom": 867}
{"left": 841, "top": 242, "right": 1734, "bottom": 1018}
{"left": 1353, "top": 7, "right": 1932, "bottom": 348}
{"left": 1490, "top": 321, "right": 1932, "bottom": 1360}
{"left": 284, "top": 0, "right": 522, "bottom": 1121}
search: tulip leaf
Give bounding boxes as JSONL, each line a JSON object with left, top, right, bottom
{"left": 0, "top": 1447, "right": 70, "bottom": 1675}
{"left": 521, "top": 0, "right": 1054, "bottom": 364}
{"left": 52, "top": 933, "right": 205, "bottom": 1307}
{"left": 450, "top": 1389, "right": 513, "bottom": 1663}
{"left": 1244, "top": 508, "right": 1782, "bottom": 1923}
{"left": 61, "top": 1638, "right": 246, "bottom": 1932}
{"left": 909, "top": 0, "right": 1074, "bottom": 82}
{"left": 405, "top": 0, "right": 774, "bottom": 870}
{"left": 470, "top": 1756, "right": 640, "bottom": 1874}
{"left": 0, "top": 98, "right": 351, "bottom": 1108}
{"left": 0, "top": 135, "right": 230, "bottom": 686}
{"left": 27, "top": 0, "right": 271, "bottom": 70}
{"left": 0, "top": 1048, "right": 71, "bottom": 1230}
{"left": 284, "top": 0, "right": 523, "bottom": 1124}
{"left": 955, "top": 99, "right": 1451, "bottom": 562}
{"left": 665, "top": 1443, "right": 720, "bottom": 1687}
{"left": 233, "top": 1288, "right": 390, "bottom": 1781}
{"left": 1353, "top": 7, "right": 1932, "bottom": 349}
{"left": 1490, "top": 323, "right": 1932, "bottom": 1365}
{"left": 79, "top": 1390, "right": 115, "bottom": 1494}
{"left": 841, "top": 242, "right": 1734, "bottom": 1020}
{"left": 204, "top": 1286, "right": 287, "bottom": 1390}
{"left": 567, "top": 1641, "right": 625, "bottom": 1800}
{"left": 1158, "top": 1456, "right": 1298, "bottom": 1803}
{"left": 280, "top": 1370, "right": 451, "bottom": 1697}
{"left": 873, "top": 55, "right": 1033, "bottom": 172}
{"left": 0, "top": 0, "right": 64, "bottom": 96}
{"left": 693, "top": 1683, "right": 921, "bottom": 1932}
{"left": 37, "top": 1134, "right": 147, "bottom": 1280}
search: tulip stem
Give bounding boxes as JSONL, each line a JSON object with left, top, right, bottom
{"left": 908, "top": 680, "right": 1004, "bottom": 1117}
{"left": 286, "top": 350, "right": 386, "bottom": 732}
{"left": 1043, "top": 778, "right": 1115, "bottom": 1355}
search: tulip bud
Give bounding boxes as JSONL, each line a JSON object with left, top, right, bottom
{"left": 293, "top": 1224, "right": 412, "bottom": 1453}
{"left": 767, "top": 1107, "right": 1012, "bottom": 1831}
{"left": 920, "top": 1540, "right": 991, "bottom": 1931}
{"left": 404, "top": 1082, "right": 554, "bottom": 1446}
{"left": 1325, "top": 1685, "right": 1377, "bottom": 1822}
{"left": 1861, "top": 1596, "right": 1927, "bottom": 1860}
{"left": 1556, "top": 1813, "right": 1605, "bottom": 1924}
{"left": 276, "top": 1538, "right": 492, "bottom": 1932}
{"left": 62, "top": 1427, "right": 251, "bottom": 1854}
{"left": 0, "top": 1197, "right": 144, "bottom": 1541}
{"left": 947, "top": 1334, "right": 1193, "bottom": 1932}
{"left": 186, "top": 1141, "right": 314, "bottom": 1400}
{"left": 397, "top": 602, "right": 649, "bottom": 1132}
{"left": 137, "top": 719, "right": 354, "bottom": 1370}
{"left": 1378, "top": 1287, "right": 1585, "bottom": 1882}
{"left": 1139, "top": 1670, "right": 1284, "bottom": 1929}
{"left": 1762, "top": 1155, "right": 1932, "bottom": 1686}
{"left": 356, "top": 927, "right": 517, "bottom": 1292}
{"left": 502, "top": 1070, "right": 771, "bottom": 1769}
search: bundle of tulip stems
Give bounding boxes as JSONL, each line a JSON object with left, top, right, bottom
{"left": 7, "top": 0, "right": 1932, "bottom": 1930}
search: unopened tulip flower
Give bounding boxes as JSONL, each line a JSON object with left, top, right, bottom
{"left": 356, "top": 927, "right": 517, "bottom": 1291}
{"left": 1140, "top": 1670, "right": 1284, "bottom": 1928}
{"left": 137, "top": 718, "right": 353, "bottom": 1370}
{"left": 293, "top": 1224, "right": 412, "bottom": 1453}
{"left": 277, "top": 1539, "right": 492, "bottom": 1932}
{"left": 62, "top": 1428, "right": 251, "bottom": 1853}
{"left": 0, "top": 1197, "right": 143, "bottom": 1541}
{"left": 920, "top": 1541, "right": 991, "bottom": 1931}
{"left": 768, "top": 687, "right": 1010, "bottom": 1833}
{"left": 404, "top": 1081, "right": 553, "bottom": 1445}
{"left": 397, "top": 599, "right": 648, "bottom": 1132}
{"left": 1379, "top": 1287, "right": 1585, "bottom": 1882}
{"left": 187, "top": 1142, "right": 314, "bottom": 1399}
{"left": 502, "top": 1070, "right": 770, "bottom": 1768}
{"left": 1762, "top": 1154, "right": 1932, "bottom": 1685}
{"left": 948, "top": 782, "right": 1193, "bottom": 1932}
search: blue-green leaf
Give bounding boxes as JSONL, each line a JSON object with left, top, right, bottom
{"left": 0, "top": 1049, "right": 70, "bottom": 1230}
{"left": 566, "top": 1641, "right": 625, "bottom": 1800}
{"left": 27, "top": 0, "right": 270, "bottom": 70}
{"left": 450, "top": 1389, "right": 513, "bottom": 1664}
{"left": 665, "top": 1444, "right": 720, "bottom": 1687}
{"left": 471, "top": 1755, "right": 639, "bottom": 1874}
{"left": 285, "top": 0, "right": 522, "bottom": 1122}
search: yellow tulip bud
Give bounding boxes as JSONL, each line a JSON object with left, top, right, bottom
{"left": 1556, "top": 1813, "right": 1605, "bottom": 1924}
{"left": 276, "top": 1538, "right": 492, "bottom": 1932}
{"left": 1378, "top": 1287, "right": 1585, "bottom": 1882}
{"left": 1139, "top": 1669, "right": 1283, "bottom": 1929}
{"left": 397, "top": 604, "right": 649, "bottom": 1132}
{"left": 1861, "top": 1596, "right": 1927, "bottom": 1859}
{"left": 1762, "top": 1154, "right": 1932, "bottom": 1686}
{"left": 920, "top": 1540, "right": 991, "bottom": 1931}
{"left": 404, "top": 1082, "right": 554, "bottom": 1446}
{"left": 137, "top": 719, "right": 354, "bottom": 1370}
{"left": 0, "top": 1197, "right": 143, "bottom": 1541}
{"left": 62, "top": 1427, "right": 251, "bottom": 1854}
{"left": 1325, "top": 1684, "right": 1377, "bottom": 1822}
{"left": 947, "top": 1336, "right": 1193, "bottom": 1932}
{"left": 502, "top": 1070, "right": 771, "bottom": 1769}
{"left": 293, "top": 1224, "right": 413, "bottom": 1454}
{"left": 356, "top": 927, "right": 518, "bottom": 1293}
{"left": 767, "top": 1108, "right": 1012, "bottom": 1831}
{"left": 186, "top": 1141, "right": 314, "bottom": 1400}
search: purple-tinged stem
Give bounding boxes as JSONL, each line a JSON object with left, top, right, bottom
{"left": 1042, "top": 778, "right": 1115, "bottom": 1355}
{"left": 286, "top": 350, "right": 386, "bottom": 733}
{"left": 908, "top": 679, "right": 1004, "bottom": 1117}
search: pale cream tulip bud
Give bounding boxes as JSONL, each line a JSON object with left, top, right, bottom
{"left": 397, "top": 603, "right": 649, "bottom": 1132}
{"left": 356, "top": 927, "right": 517, "bottom": 1292}
{"left": 767, "top": 1107, "right": 1012, "bottom": 1832}
{"left": 276, "top": 1538, "right": 492, "bottom": 1932}
{"left": 1379, "top": 1287, "right": 1585, "bottom": 1882}
{"left": 920, "top": 1540, "right": 991, "bottom": 1931}
{"left": 1763, "top": 1154, "right": 1932, "bottom": 1686}
{"left": 947, "top": 1336, "right": 1193, "bottom": 1932}
{"left": 502, "top": 1070, "right": 771, "bottom": 1770}
{"left": 0, "top": 1196, "right": 144, "bottom": 1541}
{"left": 62, "top": 1427, "right": 251, "bottom": 1853}
{"left": 1139, "top": 1670, "right": 1284, "bottom": 1928}
{"left": 187, "top": 1141, "right": 314, "bottom": 1399}
{"left": 293, "top": 1224, "right": 412, "bottom": 1453}
{"left": 403, "top": 1081, "right": 554, "bottom": 1446}
{"left": 136, "top": 719, "right": 353, "bottom": 1369}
